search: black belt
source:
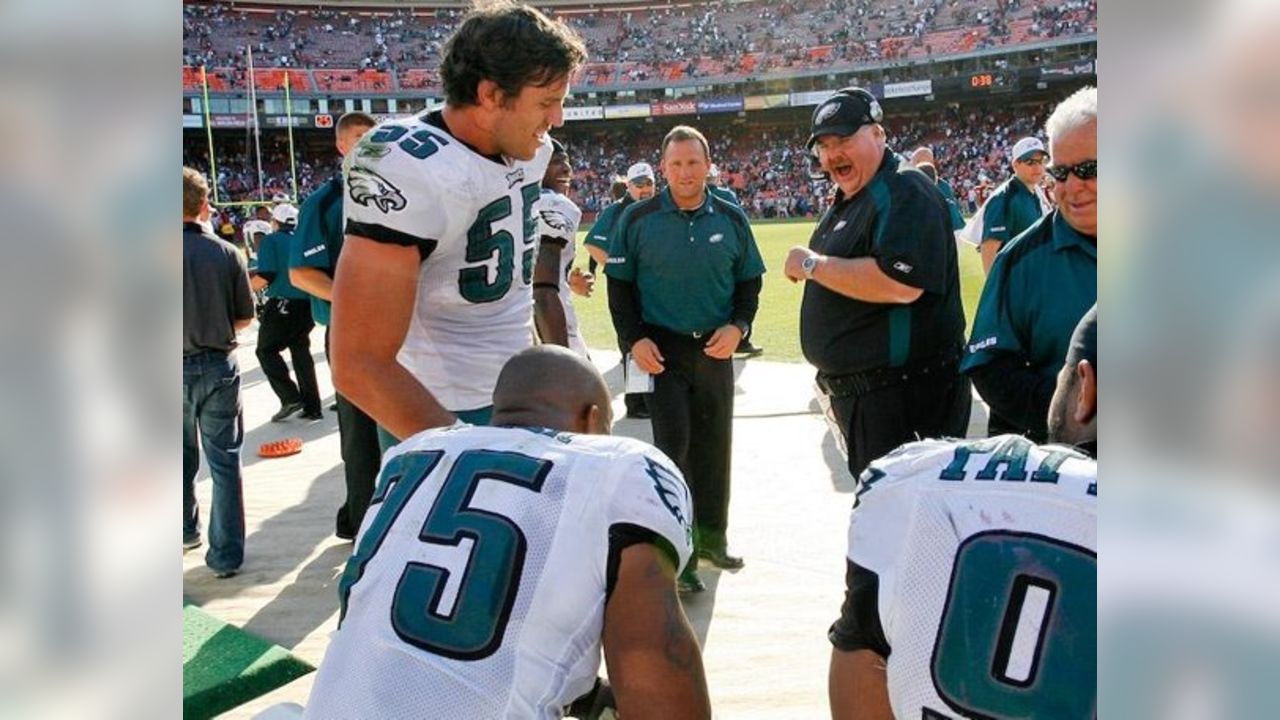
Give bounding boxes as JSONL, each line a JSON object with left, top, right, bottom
{"left": 650, "top": 325, "right": 720, "bottom": 341}
{"left": 816, "top": 351, "right": 960, "bottom": 399}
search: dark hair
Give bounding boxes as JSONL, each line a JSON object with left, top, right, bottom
{"left": 609, "top": 177, "right": 627, "bottom": 201}
{"left": 661, "top": 125, "right": 710, "bottom": 160}
{"left": 337, "top": 111, "right": 376, "bottom": 135}
{"left": 441, "top": 2, "right": 587, "bottom": 107}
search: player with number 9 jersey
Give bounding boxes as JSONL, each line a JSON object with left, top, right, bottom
{"left": 305, "top": 422, "right": 695, "bottom": 718}
{"left": 342, "top": 110, "right": 552, "bottom": 413}
{"left": 830, "top": 435, "right": 1097, "bottom": 719}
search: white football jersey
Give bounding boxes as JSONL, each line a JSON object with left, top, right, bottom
{"left": 306, "top": 424, "right": 694, "bottom": 720}
{"left": 534, "top": 188, "right": 586, "bottom": 357}
{"left": 242, "top": 219, "right": 272, "bottom": 255}
{"left": 839, "top": 435, "right": 1097, "bottom": 719}
{"left": 343, "top": 114, "right": 552, "bottom": 411}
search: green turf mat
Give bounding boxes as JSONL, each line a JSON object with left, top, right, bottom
{"left": 183, "top": 604, "right": 314, "bottom": 720}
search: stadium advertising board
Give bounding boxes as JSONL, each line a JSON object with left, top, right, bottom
{"left": 265, "top": 116, "right": 312, "bottom": 128}
{"left": 564, "top": 106, "right": 605, "bottom": 121}
{"left": 790, "top": 90, "right": 835, "bottom": 106}
{"left": 697, "top": 97, "right": 745, "bottom": 114}
{"left": 604, "top": 103, "right": 651, "bottom": 120}
{"left": 652, "top": 100, "right": 698, "bottom": 117}
{"left": 208, "top": 115, "right": 248, "bottom": 128}
{"left": 883, "top": 79, "right": 933, "bottom": 98}
{"left": 1040, "top": 59, "right": 1095, "bottom": 77}
{"left": 182, "top": 115, "right": 204, "bottom": 128}
{"left": 744, "top": 94, "right": 791, "bottom": 110}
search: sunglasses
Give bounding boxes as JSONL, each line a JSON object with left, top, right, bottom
{"left": 1045, "top": 159, "right": 1097, "bottom": 182}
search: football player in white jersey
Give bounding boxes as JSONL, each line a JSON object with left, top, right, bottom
{"left": 241, "top": 205, "right": 273, "bottom": 260}
{"left": 305, "top": 346, "right": 711, "bottom": 719}
{"left": 829, "top": 307, "right": 1097, "bottom": 720}
{"left": 533, "top": 139, "right": 593, "bottom": 358}
{"left": 330, "top": 4, "right": 588, "bottom": 439}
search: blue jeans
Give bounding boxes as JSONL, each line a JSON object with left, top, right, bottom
{"left": 183, "top": 350, "right": 246, "bottom": 572}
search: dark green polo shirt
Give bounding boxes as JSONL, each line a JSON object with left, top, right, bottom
{"left": 962, "top": 210, "right": 1097, "bottom": 378}
{"left": 801, "top": 149, "right": 966, "bottom": 374}
{"left": 936, "top": 178, "right": 965, "bottom": 231}
{"left": 585, "top": 197, "right": 633, "bottom": 253}
{"left": 709, "top": 185, "right": 740, "bottom": 206}
{"left": 290, "top": 175, "right": 345, "bottom": 325}
{"left": 982, "top": 176, "right": 1046, "bottom": 246}
{"left": 605, "top": 188, "right": 766, "bottom": 333}
{"left": 256, "top": 228, "right": 308, "bottom": 300}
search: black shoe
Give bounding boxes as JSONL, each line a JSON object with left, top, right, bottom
{"left": 328, "top": 401, "right": 339, "bottom": 411}
{"left": 698, "top": 546, "right": 745, "bottom": 570}
{"left": 734, "top": 340, "right": 764, "bottom": 357}
{"left": 626, "top": 407, "right": 651, "bottom": 419}
{"left": 677, "top": 567, "right": 706, "bottom": 593}
{"left": 300, "top": 409, "right": 323, "bottom": 421}
{"left": 183, "top": 535, "right": 202, "bottom": 552}
{"left": 271, "top": 401, "right": 305, "bottom": 422}
{"left": 212, "top": 568, "right": 239, "bottom": 579}
{"left": 565, "top": 678, "right": 616, "bottom": 719}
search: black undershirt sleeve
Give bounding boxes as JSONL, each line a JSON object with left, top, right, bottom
{"left": 969, "top": 353, "right": 1056, "bottom": 441}
{"left": 345, "top": 219, "right": 439, "bottom": 263}
{"left": 731, "top": 276, "right": 762, "bottom": 327}
{"left": 605, "top": 523, "right": 679, "bottom": 603}
{"left": 607, "top": 275, "right": 649, "bottom": 349}
{"left": 828, "top": 560, "right": 891, "bottom": 657}
{"left": 255, "top": 270, "right": 277, "bottom": 284}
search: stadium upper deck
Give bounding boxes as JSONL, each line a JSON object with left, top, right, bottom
{"left": 182, "top": 0, "right": 1096, "bottom": 94}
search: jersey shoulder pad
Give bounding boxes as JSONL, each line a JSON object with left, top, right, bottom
{"left": 534, "top": 191, "right": 580, "bottom": 242}
{"left": 591, "top": 436, "right": 694, "bottom": 568}
{"left": 858, "top": 439, "right": 959, "bottom": 492}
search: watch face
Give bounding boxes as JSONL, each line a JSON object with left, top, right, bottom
{"left": 803, "top": 256, "right": 818, "bottom": 274}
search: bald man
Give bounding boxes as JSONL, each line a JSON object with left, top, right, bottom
{"left": 308, "top": 346, "right": 710, "bottom": 720}
{"left": 909, "top": 146, "right": 965, "bottom": 232}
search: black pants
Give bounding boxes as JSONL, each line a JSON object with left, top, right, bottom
{"left": 256, "top": 298, "right": 321, "bottom": 414}
{"left": 324, "top": 329, "right": 382, "bottom": 537}
{"left": 829, "top": 367, "right": 971, "bottom": 478}
{"left": 648, "top": 328, "right": 734, "bottom": 549}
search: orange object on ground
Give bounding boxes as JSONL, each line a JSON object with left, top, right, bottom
{"left": 258, "top": 438, "right": 303, "bottom": 458}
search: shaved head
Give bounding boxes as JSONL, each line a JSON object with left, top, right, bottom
{"left": 909, "top": 146, "right": 935, "bottom": 166}
{"left": 491, "top": 346, "right": 613, "bottom": 434}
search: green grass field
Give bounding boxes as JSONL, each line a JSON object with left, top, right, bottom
{"left": 572, "top": 219, "right": 986, "bottom": 363}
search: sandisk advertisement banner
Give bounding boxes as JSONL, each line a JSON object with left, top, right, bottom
{"left": 563, "top": 105, "right": 605, "bottom": 121}
{"left": 696, "top": 97, "right": 744, "bottom": 114}
{"left": 652, "top": 100, "right": 697, "bottom": 117}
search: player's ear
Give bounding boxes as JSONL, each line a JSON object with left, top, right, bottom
{"left": 583, "top": 402, "right": 610, "bottom": 436}
{"left": 1074, "top": 360, "right": 1097, "bottom": 425}
{"left": 477, "top": 79, "right": 502, "bottom": 110}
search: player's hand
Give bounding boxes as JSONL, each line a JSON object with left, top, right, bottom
{"left": 703, "top": 324, "right": 741, "bottom": 359}
{"left": 569, "top": 268, "right": 594, "bottom": 297}
{"left": 631, "top": 338, "right": 665, "bottom": 375}
{"left": 784, "top": 246, "right": 815, "bottom": 283}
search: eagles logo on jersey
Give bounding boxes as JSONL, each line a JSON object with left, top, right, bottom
{"left": 347, "top": 166, "right": 407, "bottom": 213}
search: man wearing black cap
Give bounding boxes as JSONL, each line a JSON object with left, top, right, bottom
{"left": 828, "top": 307, "right": 1097, "bottom": 719}
{"left": 785, "top": 87, "right": 970, "bottom": 478}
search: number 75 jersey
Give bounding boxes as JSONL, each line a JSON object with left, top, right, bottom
{"left": 306, "top": 424, "right": 694, "bottom": 719}
{"left": 832, "top": 436, "right": 1097, "bottom": 719}
{"left": 343, "top": 113, "right": 552, "bottom": 412}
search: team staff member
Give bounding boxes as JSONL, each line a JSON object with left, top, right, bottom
{"left": 252, "top": 204, "right": 322, "bottom": 422}
{"left": 785, "top": 87, "right": 970, "bottom": 478}
{"left": 962, "top": 86, "right": 1097, "bottom": 443}
{"left": 606, "top": 125, "right": 765, "bottom": 594}
{"left": 974, "top": 136, "right": 1053, "bottom": 274}
{"left": 588, "top": 161, "right": 657, "bottom": 419}
{"left": 290, "top": 110, "right": 382, "bottom": 540}
{"left": 182, "top": 167, "right": 253, "bottom": 578}
{"left": 908, "top": 146, "right": 964, "bottom": 231}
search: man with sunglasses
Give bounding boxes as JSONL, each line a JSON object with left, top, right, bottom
{"left": 972, "top": 136, "right": 1054, "bottom": 275}
{"left": 961, "top": 86, "right": 1097, "bottom": 444}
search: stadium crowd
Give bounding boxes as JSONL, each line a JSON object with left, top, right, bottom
{"left": 184, "top": 99, "right": 1052, "bottom": 242}
{"left": 183, "top": 0, "right": 1095, "bottom": 89}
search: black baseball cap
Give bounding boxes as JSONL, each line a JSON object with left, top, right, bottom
{"left": 806, "top": 87, "right": 884, "bottom": 150}
{"left": 1064, "top": 305, "right": 1098, "bottom": 372}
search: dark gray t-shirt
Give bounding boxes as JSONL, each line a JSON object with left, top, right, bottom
{"left": 183, "top": 222, "right": 253, "bottom": 354}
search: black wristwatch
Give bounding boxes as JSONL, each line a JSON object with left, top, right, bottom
{"left": 732, "top": 319, "right": 751, "bottom": 337}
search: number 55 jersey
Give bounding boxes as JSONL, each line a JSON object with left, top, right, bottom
{"left": 830, "top": 436, "right": 1097, "bottom": 720}
{"left": 305, "top": 424, "right": 694, "bottom": 719}
{"left": 343, "top": 111, "right": 551, "bottom": 413}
